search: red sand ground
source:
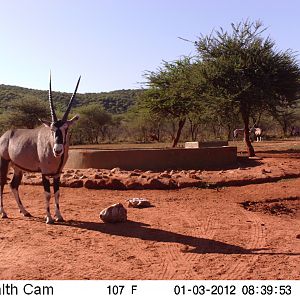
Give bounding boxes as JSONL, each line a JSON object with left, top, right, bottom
{"left": 0, "top": 141, "right": 299, "bottom": 280}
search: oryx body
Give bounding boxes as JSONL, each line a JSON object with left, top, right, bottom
{"left": 251, "top": 127, "right": 263, "bottom": 142}
{"left": 0, "top": 75, "right": 80, "bottom": 223}
{"left": 291, "top": 126, "right": 300, "bottom": 136}
{"left": 233, "top": 128, "right": 244, "bottom": 140}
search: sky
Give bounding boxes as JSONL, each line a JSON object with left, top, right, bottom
{"left": 0, "top": 0, "right": 300, "bottom": 93}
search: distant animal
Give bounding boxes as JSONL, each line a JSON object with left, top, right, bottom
{"left": 291, "top": 126, "right": 300, "bottom": 136}
{"left": 233, "top": 128, "right": 244, "bottom": 140}
{"left": 0, "top": 75, "right": 81, "bottom": 224}
{"left": 149, "top": 133, "right": 159, "bottom": 142}
{"left": 234, "top": 126, "right": 263, "bottom": 142}
{"left": 251, "top": 127, "right": 263, "bottom": 142}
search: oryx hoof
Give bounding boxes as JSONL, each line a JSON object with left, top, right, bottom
{"left": 45, "top": 217, "right": 55, "bottom": 224}
{"left": 22, "top": 211, "right": 32, "bottom": 217}
{"left": 1, "top": 212, "right": 8, "bottom": 219}
{"left": 55, "top": 216, "right": 65, "bottom": 222}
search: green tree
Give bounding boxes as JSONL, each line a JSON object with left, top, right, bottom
{"left": 73, "top": 104, "right": 113, "bottom": 144}
{"left": 1, "top": 95, "right": 49, "bottom": 129}
{"left": 270, "top": 104, "right": 299, "bottom": 137}
{"left": 196, "top": 20, "right": 300, "bottom": 156}
{"left": 143, "top": 57, "right": 203, "bottom": 147}
{"left": 124, "top": 106, "right": 163, "bottom": 143}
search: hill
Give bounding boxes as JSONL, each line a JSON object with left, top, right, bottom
{"left": 0, "top": 84, "right": 141, "bottom": 114}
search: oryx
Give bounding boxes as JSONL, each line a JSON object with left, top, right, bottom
{"left": 249, "top": 125, "right": 263, "bottom": 142}
{"left": 233, "top": 128, "right": 244, "bottom": 140}
{"left": 0, "top": 75, "right": 80, "bottom": 224}
{"left": 253, "top": 127, "right": 263, "bottom": 141}
{"left": 291, "top": 126, "right": 300, "bottom": 136}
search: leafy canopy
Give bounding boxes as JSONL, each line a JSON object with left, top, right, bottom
{"left": 196, "top": 20, "right": 300, "bottom": 115}
{"left": 142, "top": 57, "right": 202, "bottom": 118}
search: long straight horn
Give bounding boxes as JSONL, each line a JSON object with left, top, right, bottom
{"left": 49, "top": 73, "right": 58, "bottom": 122}
{"left": 62, "top": 76, "right": 81, "bottom": 122}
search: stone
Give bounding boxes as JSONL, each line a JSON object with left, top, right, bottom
{"left": 106, "top": 178, "right": 126, "bottom": 190}
{"left": 261, "top": 168, "right": 272, "bottom": 174}
{"left": 143, "top": 178, "right": 168, "bottom": 189}
{"left": 84, "top": 179, "right": 107, "bottom": 189}
{"left": 62, "top": 173, "right": 73, "bottom": 178}
{"left": 60, "top": 179, "right": 83, "bottom": 188}
{"left": 159, "top": 172, "right": 171, "bottom": 178}
{"left": 68, "top": 180, "right": 84, "bottom": 188}
{"left": 127, "top": 198, "right": 151, "bottom": 208}
{"left": 25, "top": 174, "right": 37, "bottom": 179}
{"left": 100, "top": 203, "right": 127, "bottom": 223}
{"left": 139, "top": 174, "right": 148, "bottom": 179}
{"left": 94, "top": 174, "right": 102, "bottom": 179}
{"left": 124, "top": 178, "right": 144, "bottom": 190}
{"left": 189, "top": 174, "right": 201, "bottom": 180}
{"left": 129, "top": 172, "right": 140, "bottom": 177}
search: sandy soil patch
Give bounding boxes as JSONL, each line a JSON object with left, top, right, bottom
{"left": 1, "top": 142, "right": 299, "bottom": 280}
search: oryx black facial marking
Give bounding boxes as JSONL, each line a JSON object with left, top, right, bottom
{"left": 52, "top": 121, "right": 65, "bottom": 157}
{"left": 0, "top": 74, "right": 81, "bottom": 223}
{"left": 55, "top": 128, "right": 63, "bottom": 144}
{"left": 53, "top": 121, "right": 65, "bottom": 142}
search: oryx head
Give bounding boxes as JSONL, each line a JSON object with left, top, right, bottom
{"left": 40, "top": 75, "right": 81, "bottom": 157}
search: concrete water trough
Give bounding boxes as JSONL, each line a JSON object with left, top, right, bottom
{"left": 65, "top": 146, "right": 237, "bottom": 171}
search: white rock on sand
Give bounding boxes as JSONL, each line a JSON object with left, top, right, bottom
{"left": 99, "top": 203, "right": 127, "bottom": 223}
{"left": 127, "top": 198, "right": 152, "bottom": 208}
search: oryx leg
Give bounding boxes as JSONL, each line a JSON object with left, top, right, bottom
{"left": 42, "top": 175, "right": 54, "bottom": 224}
{"left": 0, "top": 157, "right": 9, "bottom": 218}
{"left": 53, "top": 175, "right": 64, "bottom": 222}
{"left": 10, "top": 168, "right": 31, "bottom": 217}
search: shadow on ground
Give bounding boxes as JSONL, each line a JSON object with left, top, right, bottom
{"left": 56, "top": 219, "right": 300, "bottom": 256}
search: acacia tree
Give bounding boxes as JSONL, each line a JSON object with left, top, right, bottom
{"left": 269, "top": 103, "right": 299, "bottom": 137}
{"left": 142, "top": 57, "right": 202, "bottom": 147}
{"left": 125, "top": 107, "right": 162, "bottom": 142}
{"left": 196, "top": 20, "right": 300, "bottom": 156}
{"left": 1, "top": 95, "right": 49, "bottom": 129}
{"left": 72, "top": 104, "right": 112, "bottom": 144}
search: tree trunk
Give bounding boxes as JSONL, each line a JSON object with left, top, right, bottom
{"left": 241, "top": 111, "right": 255, "bottom": 157}
{"left": 188, "top": 117, "right": 197, "bottom": 141}
{"left": 172, "top": 118, "right": 186, "bottom": 147}
{"left": 227, "top": 124, "right": 232, "bottom": 141}
{"left": 282, "top": 120, "right": 288, "bottom": 137}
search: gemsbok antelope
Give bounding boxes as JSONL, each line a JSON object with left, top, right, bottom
{"left": 233, "top": 128, "right": 244, "bottom": 140}
{"left": 0, "top": 75, "right": 80, "bottom": 224}
{"left": 250, "top": 127, "right": 263, "bottom": 142}
{"left": 291, "top": 126, "right": 300, "bottom": 136}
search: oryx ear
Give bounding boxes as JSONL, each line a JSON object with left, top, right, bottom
{"left": 66, "top": 114, "right": 80, "bottom": 126}
{"left": 39, "top": 119, "right": 52, "bottom": 127}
